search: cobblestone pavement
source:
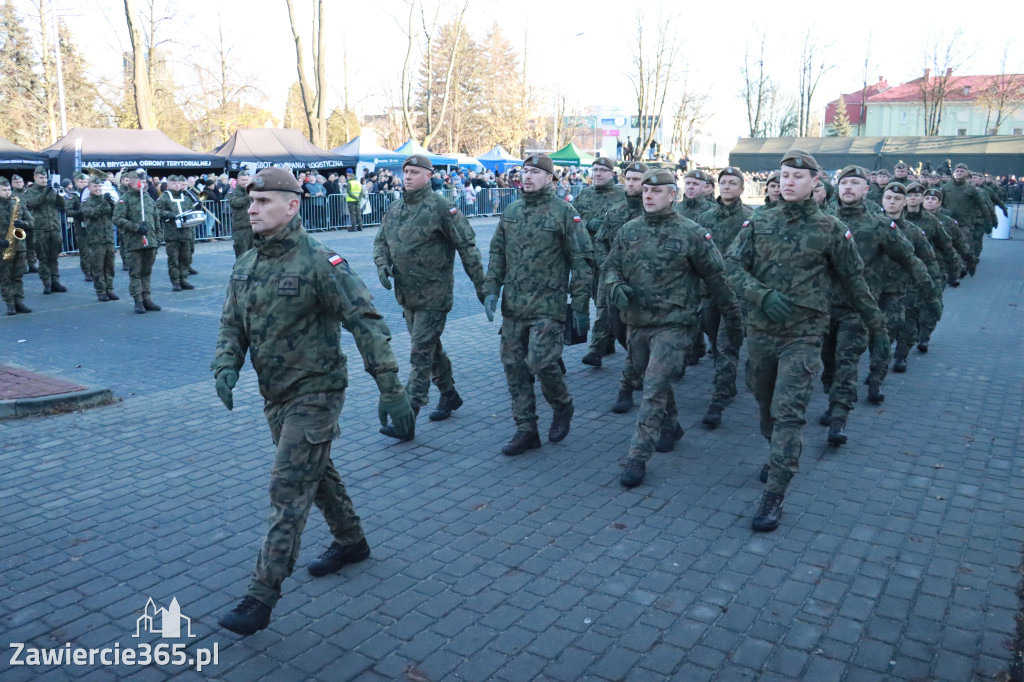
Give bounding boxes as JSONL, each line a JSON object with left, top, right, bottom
{"left": 1, "top": 221, "right": 1022, "bottom": 681}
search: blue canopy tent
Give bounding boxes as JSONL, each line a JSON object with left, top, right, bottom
{"left": 451, "top": 153, "right": 485, "bottom": 172}
{"left": 394, "top": 140, "right": 457, "bottom": 166}
{"left": 477, "top": 145, "right": 520, "bottom": 173}
{"left": 331, "top": 136, "right": 406, "bottom": 174}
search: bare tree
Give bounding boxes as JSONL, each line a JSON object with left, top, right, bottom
{"left": 740, "top": 32, "right": 771, "bottom": 138}
{"left": 796, "top": 30, "right": 834, "bottom": 137}
{"left": 123, "top": 0, "right": 154, "bottom": 129}
{"left": 918, "top": 29, "right": 971, "bottom": 136}
{"left": 628, "top": 9, "right": 678, "bottom": 155}
{"left": 285, "top": 0, "right": 327, "bottom": 146}
{"left": 978, "top": 42, "right": 1024, "bottom": 134}
{"left": 670, "top": 79, "right": 711, "bottom": 156}
{"left": 857, "top": 31, "right": 875, "bottom": 136}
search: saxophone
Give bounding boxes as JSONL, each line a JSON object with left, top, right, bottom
{"left": 4, "top": 197, "right": 26, "bottom": 262}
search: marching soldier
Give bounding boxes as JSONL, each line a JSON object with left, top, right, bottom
{"left": 923, "top": 188, "right": 976, "bottom": 281}
{"left": 941, "top": 164, "right": 990, "bottom": 270}
{"left": 0, "top": 177, "right": 32, "bottom": 314}
{"left": 112, "top": 170, "right": 161, "bottom": 314}
{"left": 227, "top": 172, "right": 254, "bottom": 258}
{"left": 80, "top": 175, "right": 120, "bottom": 302}
{"left": 10, "top": 174, "right": 35, "bottom": 273}
{"left": 675, "top": 169, "right": 714, "bottom": 363}
{"left": 156, "top": 175, "right": 195, "bottom": 291}
{"left": 22, "top": 166, "right": 67, "bottom": 294}
{"left": 66, "top": 172, "right": 91, "bottom": 281}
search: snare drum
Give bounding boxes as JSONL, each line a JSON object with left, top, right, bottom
{"left": 178, "top": 210, "right": 206, "bottom": 229}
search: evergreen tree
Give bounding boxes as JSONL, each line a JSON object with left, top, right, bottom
{"left": 0, "top": 0, "right": 44, "bottom": 147}
{"left": 831, "top": 95, "right": 852, "bottom": 136}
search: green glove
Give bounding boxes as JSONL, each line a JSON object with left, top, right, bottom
{"left": 216, "top": 369, "right": 238, "bottom": 411}
{"left": 761, "top": 291, "right": 795, "bottom": 324}
{"left": 484, "top": 294, "right": 498, "bottom": 322}
{"left": 869, "top": 331, "right": 890, "bottom": 363}
{"left": 572, "top": 310, "right": 589, "bottom": 337}
{"left": 610, "top": 284, "right": 634, "bottom": 310}
{"left": 377, "top": 265, "right": 392, "bottom": 290}
{"left": 378, "top": 391, "right": 415, "bottom": 439}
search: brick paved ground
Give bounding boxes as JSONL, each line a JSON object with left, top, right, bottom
{"left": 0, "top": 365, "right": 86, "bottom": 400}
{"left": 0, "top": 222, "right": 1022, "bottom": 681}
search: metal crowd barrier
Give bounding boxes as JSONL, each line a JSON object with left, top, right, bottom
{"left": 60, "top": 189, "right": 523, "bottom": 253}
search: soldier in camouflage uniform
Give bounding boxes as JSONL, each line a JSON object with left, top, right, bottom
{"left": 605, "top": 168, "right": 742, "bottom": 487}
{"left": 979, "top": 176, "right": 1008, "bottom": 221}
{"left": 592, "top": 161, "right": 648, "bottom": 407}
{"left": 374, "top": 154, "right": 487, "bottom": 438}
{"left": 923, "top": 188, "right": 976, "bottom": 281}
{"left": 725, "top": 149, "right": 887, "bottom": 532}
{"left": 757, "top": 172, "right": 781, "bottom": 214}
{"left": 675, "top": 169, "right": 714, "bottom": 363}
{"left": 23, "top": 166, "right": 67, "bottom": 294}
{"left": 905, "top": 182, "right": 959, "bottom": 353}
{"left": 941, "top": 164, "right": 991, "bottom": 270}
{"left": 575, "top": 157, "right": 625, "bottom": 365}
{"left": 156, "top": 176, "right": 195, "bottom": 291}
{"left": 65, "top": 173, "right": 91, "bottom": 281}
{"left": 80, "top": 176, "right": 120, "bottom": 302}
{"left": 891, "top": 161, "right": 910, "bottom": 186}
{"left": 212, "top": 167, "right": 414, "bottom": 636}
{"left": 696, "top": 166, "right": 752, "bottom": 428}
{"left": 866, "top": 168, "right": 889, "bottom": 204}
{"left": 0, "top": 178, "right": 32, "bottom": 314}
{"left": 483, "top": 154, "right": 594, "bottom": 456}
{"left": 819, "top": 167, "right": 934, "bottom": 444}
{"left": 112, "top": 171, "right": 162, "bottom": 314}
{"left": 228, "top": 172, "right": 254, "bottom": 258}
{"left": 10, "top": 174, "right": 35, "bottom": 273}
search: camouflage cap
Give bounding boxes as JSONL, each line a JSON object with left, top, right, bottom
{"left": 905, "top": 182, "right": 926, "bottom": 194}
{"left": 523, "top": 153, "right": 555, "bottom": 175}
{"left": 592, "top": 157, "right": 616, "bottom": 171}
{"left": 923, "top": 187, "right": 944, "bottom": 199}
{"left": 954, "top": 162, "right": 969, "bottom": 170}
{"left": 883, "top": 182, "right": 907, "bottom": 196}
{"left": 780, "top": 149, "right": 818, "bottom": 171}
{"left": 683, "top": 169, "right": 708, "bottom": 182}
{"left": 403, "top": 154, "right": 434, "bottom": 172}
{"left": 623, "top": 161, "right": 649, "bottom": 176}
{"left": 248, "top": 166, "right": 303, "bottom": 195}
{"left": 718, "top": 166, "right": 743, "bottom": 182}
{"left": 765, "top": 171, "right": 780, "bottom": 185}
{"left": 642, "top": 168, "right": 677, "bottom": 186}
{"left": 836, "top": 165, "right": 869, "bottom": 182}
{"left": 33, "top": 165, "right": 47, "bottom": 176}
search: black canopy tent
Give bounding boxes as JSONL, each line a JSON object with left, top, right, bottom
{"left": 41, "top": 128, "right": 224, "bottom": 179}
{"left": 728, "top": 137, "right": 886, "bottom": 171}
{"left": 0, "top": 136, "right": 49, "bottom": 169}
{"left": 211, "top": 128, "right": 355, "bottom": 170}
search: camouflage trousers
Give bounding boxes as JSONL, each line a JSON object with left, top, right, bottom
{"left": 24, "top": 227, "right": 35, "bottom": 265}
{"left": 500, "top": 316, "right": 571, "bottom": 431}
{"left": 165, "top": 238, "right": 190, "bottom": 285}
{"left": 403, "top": 307, "right": 454, "bottom": 409}
{"left": 89, "top": 244, "right": 115, "bottom": 295}
{"left": 895, "top": 290, "right": 923, "bottom": 361}
{"left": 870, "top": 293, "right": 904, "bottom": 384}
{"left": 0, "top": 251, "right": 26, "bottom": 304}
{"left": 970, "top": 225, "right": 986, "bottom": 261}
{"left": 247, "top": 390, "right": 363, "bottom": 609}
{"left": 587, "top": 265, "right": 614, "bottom": 355}
{"left": 626, "top": 325, "right": 691, "bottom": 462}
{"left": 608, "top": 301, "right": 643, "bottom": 393}
{"left": 820, "top": 308, "right": 867, "bottom": 420}
{"left": 347, "top": 202, "right": 362, "bottom": 230}
{"left": 745, "top": 331, "right": 822, "bottom": 496}
{"left": 34, "top": 230, "right": 62, "bottom": 287}
{"left": 74, "top": 223, "right": 90, "bottom": 275}
{"left": 233, "top": 227, "right": 254, "bottom": 259}
{"left": 125, "top": 247, "right": 156, "bottom": 298}
{"left": 701, "top": 298, "right": 742, "bottom": 409}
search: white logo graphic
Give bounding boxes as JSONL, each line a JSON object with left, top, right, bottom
{"left": 134, "top": 598, "right": 195, "bottom": 639}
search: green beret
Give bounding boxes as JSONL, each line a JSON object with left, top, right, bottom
{"left": 0, "top": 177, "right": 9, "bottom": 187}
{"left": 592, "top": 157, "right": 615, "bottom": 171}
{"left": 894, "top": 161, "right": 908, "bottom": 169}
{"left": 766, "top": 171, "right": 780, "bottom": 185}
{"left": 883, "top": 182, "right": 907, "bottom": 196}
{"left": 123, "top": 170, "right": 141, "bottom": 181}
{"left": 642, "top": 168, "right": 677, "bottom": 186}
{"left": 905, "top": 182, "right": 926, "bottom": 194}
{"left": 523, "top": 154, "right": 555, "bottom": 175}
{"left": 403, "top": 154, "right": 434, "bottom": 172}
{"left": 954, "top": 162, "right": 969, "bottom": 170}
{"left": 684, "top": 169, "right": 708, "bottom": 182}
{"left": 623, "top": 161, "right": 649, "bottom": 176}
{"left": 87, "top": 175, "right": 103, "bottom": 185}
{"left": 73, "top": 172, "right": 86, "bottom": 181}
{"left": 780, "top": 149, "right": 818, "bottom": 171}
{"left": 875, "top": 168, "right": 890, "bottom": 175}
{"left": 33, "top": 165, "right": 47, "bottom": 176}
{"left": 248, "top": 167, "right": 303, "bottom": 195}
{"left": 836, "top": 165, "right": 868, "bottom": 182}
{"left": 718, "top": 166, "right": 744, "bottom": 182}
{"left": 237, "top": 170, "right": 250, "bottom": 178}
{"left": 923, "top": 188, "right": 943, "bottom": 199}
{"left": 11, "top": 174, "right": 22, "bottom": 181}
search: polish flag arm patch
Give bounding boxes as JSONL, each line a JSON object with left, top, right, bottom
{"left": 890, "top": 221, "right": 898, "bottom": 230}
{"left": 327, "top": 253, "right": 346, "bottom": 266}
{"left": 449, "top": 206, "right": 458, "bottom": 215}
{"left": 573, "top": 215, "right": 582, "bottom": 222}
{"left": 704, "top": 232, "right": 713, "bottom": 240}
{"left": 741, "top": 220, "right": 750, "bottom": 227}
{"left": 844, "top": 229, "right": 853, "bottom": 240}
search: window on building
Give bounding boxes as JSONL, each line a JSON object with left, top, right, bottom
{"left": 987, "top": 128, "right": 997, "bottom": 135}
{"left": 1014, "top": 128, "right": 1024, "bottom": 135}
{"left": 962, "top": 86, "right": 971, "bottom": 95}
{"left": 957, "top": 128, "right": 967, "bottom": 136}
{"left": 900, "top": 111, "right": 908, "bottom": 124}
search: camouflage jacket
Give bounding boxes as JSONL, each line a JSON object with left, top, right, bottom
{"left": 484, "top": 185, "right": 594, "bottom": 321}
{"left": 22, "top": 183, "right": 63, "bottom": 232}
{"left": 80, "top": 194, "right": 117, "bottom": 246}
{"left": 604, "top": 205, "right": 740, "bottom": 329}
{"left": 155, "top": 190, "right": 194, "bottom": 242}
{"left": 940, "top": 180, "right": 990, "bottom": 228}
{"left": 977, "top": 184, "right": 998, "bottom": 227}
{"left": 572, "top": 182, "right": 625, "bottom": 237}
{"left": 674, "top": 195, "right": 713, "bottom": 222}
{"left": 593, "top": 193, "right": 643, "bottom": 264}
{"left": 373, "top": 185, "right": 486, "bottom": 311}
{"left": 834, "top": 201, "right": 931, "bottom": 302}
{"left": 212, "top": 215, "right": 401, "bottom": 405}
{"left": 112, "top": 190, "right": 160, "bottom": 251}
{"left": 697, "top": 198, "right": 754, "bottom": 256}
{"left": 725, "top": 197, "right": 884, "bottom": 337}
{"left": 931, "top": 209, "right": 975, "bottom": 268}
{"left": 64, "top": 191, "right": 83, "bottom": 228}
{"left": 905, "top": 207, "right": 959, "bottom": 280}
{"left": 0, "top": 197, "right": 30, "bottom": 253}
{"left": 227, "top": 186, "right": 252, "bottom": 230}
{"left": 866, "top": 184, "right": 885, "bottom": 205}
{"left": 892, "top": 214, "right": 941, "bottom": 285}
{"left": 982, "top": 183, "right": 1007, "bottom": 213}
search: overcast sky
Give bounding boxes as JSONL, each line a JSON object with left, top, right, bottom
{"left": 50, "top": 0, "right": 1023, "bottom": 140}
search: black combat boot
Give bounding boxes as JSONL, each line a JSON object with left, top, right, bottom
{"left": 6, "top": 303, "right": 15, "bottom": 315}
{"left": 752, "top": 492, "right": 784, "bottom": 532}
{"left": 827, "top": 417, "right": 848, "bottom": 446}
{"left": 611, "top": 389, "right": 634, "bottom": 414}
{"left": 307, "top": 537, "right": 371, "bottom": 577}
{"left": 180, "top": 280, "right": 195, "bottom": 290}
{"left": 106, "top": 291, "right": 119, "bottom": 301}
{"left": 50, "top": 281, "right": 67, "bottom": 293}
{"left": 620, "top": 458, "right": 646, "bottom": 488}
{"left": 97, "top": 293, "right": 109, "bottom": 302}
{"left": 188, "top": 266, "right": 199, "bottom": 275}
{"left": 84, "top": 273, "right": 92, "bottom": 282}
{"left": 218, "top": 596, "right": 271, "bottom": 636}
{"left": 428, "top": 390, "right": 462, "bottom": 421}
{"left": 380, "top": 407, "right": 418, "bottom": 441}
{"left": 42, "top": 283, "right": 51, "bottom": 294}
{"left": 867, "top": 380, "right": 885, "bottom": 404}
{"left": 502, "top": 430, "right": 542, "bottom": 456}
{"left": 916, "top": 340, "right": 929, "bottom": 353}
{"left": 892, "top": 355, "right": 907, "bottom": 373}
{"left": 818, "top": 407, "right": 832, "bottom": 426}
{"left": 172, "top": 282, "right": 182, "bottom": 292}
{"left": 13, "top": 300, "right": 30, "bottom": 313}
{"left": 142, "top": 297, "right": 161, "bottom": 311}
{"left": 655, "top": 422, "right": 684, "bottom": 452}
{"left": 27, "top": 262, "right": 38, "bottom": 273}
{"left": 581, "top": 350, "right": 602, "bottom": 368}
{"left": 134, "top": 297, "right": 146, "bottom": 314}
{"left": 549, "top": 404, "right": 574, "bottom": 442}
{"left": 702, "top": 405, "right": 723, "bottom": 429}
